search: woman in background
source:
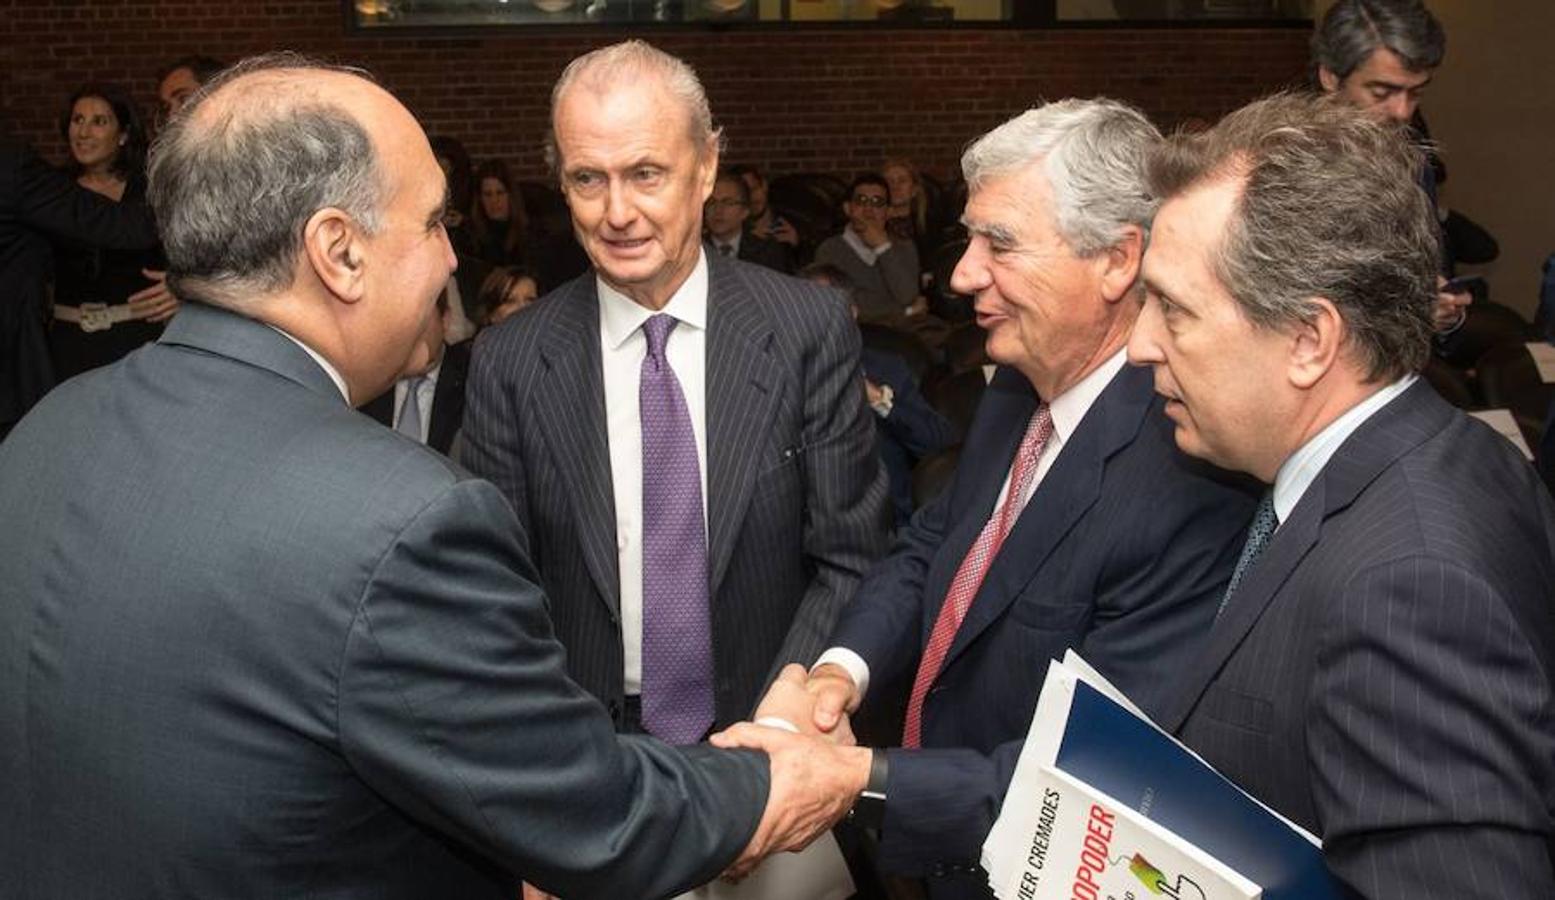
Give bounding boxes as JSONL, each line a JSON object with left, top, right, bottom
{"left": 882, "top": 157, "right": 929, "bottom": 249}
{"left": 468, "top": 160, "right": 530, "bottom": 268}
{"left": 475, "top": 265, "right": 539, "bottom": 329}
{"left": 49, "top": 85, "right": 172, "bottom": 380}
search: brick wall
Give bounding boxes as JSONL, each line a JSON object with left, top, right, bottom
{"left": 3, "top": 3, "right": 1309, "bottom": 182}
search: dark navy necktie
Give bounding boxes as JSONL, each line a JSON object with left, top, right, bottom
{"left": 1217, "top": 491, "right": 1277, "bottom": 620}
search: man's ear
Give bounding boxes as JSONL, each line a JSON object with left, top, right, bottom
{"left": 1317, "top": 65, "right": 1341, "bottom": 94}
{"left": 1287, "top": 297, "right": 1345, "bottom": 390}
{"left": 1099, "top": 225, "right": 1145, "bottom": 304}
{"left": 697, "top": 140, "right": 720, "bottom": 203}
{"left": 302, "top": 207, "right": 367, "bottom": 304}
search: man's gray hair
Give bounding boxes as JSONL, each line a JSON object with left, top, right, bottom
{"left": 543, "top": 40, "right": 722, "bottom": 177}
{"left": 147, "top": 52, "right": 385, "bottom": 309}
{"left": 960, "top": 98, "right": 1160, "bottom": 257}
{"left": 1148, "top": 92, "right": 1438, "bottom": 381}
{"left": 1312, "top": 0, "right": 1445, "bottom": 80}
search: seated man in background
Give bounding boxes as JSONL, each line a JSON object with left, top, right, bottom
{"left": 704, "top": 168, "right": 795, "bottom": 274}
{"left": 813, "top": 173, "right": 923, "bottom": 326}
{"left": 1129, "top": 91, "right": 1555, "bottom": 899}
{"left": 0, "top": 52, "right": 866, "bottom": 899}
{"left": 730, "top": 163, "right": 799, "bottom": 251}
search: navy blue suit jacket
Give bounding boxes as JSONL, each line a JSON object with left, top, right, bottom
{"left": 1164, "top": 381, "right": 1555, "bottom": 899}
{"left": 829, "top": 363, "right": 1258, "bottom": 892}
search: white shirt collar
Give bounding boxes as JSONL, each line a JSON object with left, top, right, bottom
{"left": 1271, "top": 374, "right": 1417, "bottom": 524}
{"left": 268, "top": 325, "right": 350, "bottom": 403}
{"left": 842, "top": 226, "right": 890, "bottom": 264}
{"left": 405, "top": 358, "right": 442, "bottom": 389}
{"left": 708, "top": 232, "right": 742, "bottom": 257}
{"left": 598, "top": 251, "right": 710, "bottom": 351}
{"left": 1047, "top": 348, "right": 1130, "bottom": 444}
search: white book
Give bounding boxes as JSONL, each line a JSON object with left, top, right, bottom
{"left": 990, "top": 764, "right": 1259, "bottom": 900}
{"left": 984, "top": 653, "right": 1340, "bottom": 900}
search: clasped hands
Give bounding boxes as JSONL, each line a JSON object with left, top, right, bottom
{"left": 709, "top": 663, "right": 871, "bottom": 881}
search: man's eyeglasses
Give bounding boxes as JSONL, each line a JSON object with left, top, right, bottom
{"left": 850, "top": 195, "right": 889, "bottom": 208}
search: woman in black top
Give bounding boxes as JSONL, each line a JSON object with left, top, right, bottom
{"left": 468, "top": 160, "right": 530, "bottom": 268}
{"left": 49, "top": 85, "right": 171, "bottom": 380}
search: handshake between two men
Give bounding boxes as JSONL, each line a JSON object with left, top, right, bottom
{"left": 709, "top": 663, "right": 870, "bottom": 882}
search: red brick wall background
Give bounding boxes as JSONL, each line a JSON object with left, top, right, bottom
{"left": 2, "top": 3, "right": 1309, "bottom": 182}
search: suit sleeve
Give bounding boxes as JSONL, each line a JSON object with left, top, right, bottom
{"left": 828, "top": 469, "right": 954, "bottom": 697}
{"left": 336, "top": 478, "right": 769, "bottom": 898}
{"left": 1310, "top": 556, "right": 1555, "bottom": 899}
{"left": 7, "top": 140, "right": 158, "bottom": 249}
{"left": 764, "top": 294, "right": 891, "bottom": 682}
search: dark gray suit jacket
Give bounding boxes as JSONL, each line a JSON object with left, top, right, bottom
{"left": 0, "top": 302, "right": 767, "bottom": 899}
{"left": 462, "top": 255, "right": 890, "bottom": 729}
{"left": 1164, "top": 381, "right": 1555, "bottom": 899}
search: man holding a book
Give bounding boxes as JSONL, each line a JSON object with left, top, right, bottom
{"left": 1128, "top": 92, "right": 1555, "bottom": 898}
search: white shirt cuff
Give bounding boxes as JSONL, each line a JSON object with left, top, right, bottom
{"left": 812, "top": 647, "right": 871, "bottom": 706}
{"left": 753, "top": 716, "right": 800, "bottom": 733}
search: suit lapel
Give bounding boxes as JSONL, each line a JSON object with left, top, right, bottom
{"left": 944, "top": 365, "right": 1151, "bottom": 667}
{"left": 532, "top": 282, "right": 623, "bottom": 615}
{"left": 1159, "top": 380, "right": 1448, "bottom": 732}
{"left": 704, "top": 258, "right": 782, "bottom": 596}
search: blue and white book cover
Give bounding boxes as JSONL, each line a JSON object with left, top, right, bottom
{"left": 984, "top": 655, "right": 1342, "bottom": 900}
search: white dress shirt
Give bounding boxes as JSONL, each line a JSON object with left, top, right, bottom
{"left": 599, "top": 253, "right": 710, "bottom": 696}
{"left": 815, "top": 349, "right": 1130, "bottom": 702}
{"left": 1270, "top": 374, "right": 1417, "bottom": 526}
{"left": 390, "top": 360, "right": 443, "bottom": 444}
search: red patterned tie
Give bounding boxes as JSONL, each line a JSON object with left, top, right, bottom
{"left": 902, "top": 405, "right": 1054, "bottom": 749}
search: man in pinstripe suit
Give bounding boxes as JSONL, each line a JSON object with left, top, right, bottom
{"left": 1129, "top": 93, "right": 1555, "bottom": 898}
{"left": 462, "top": 40, "right": 889, "bottom": 747}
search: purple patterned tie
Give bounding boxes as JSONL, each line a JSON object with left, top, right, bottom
{"left": 639, "top": 313, "right": 715, "bottom": 744}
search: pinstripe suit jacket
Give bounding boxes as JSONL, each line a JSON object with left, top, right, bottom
{"left": 462, "top": 255, "right": 890, "bottom": 729}
{"left": 1163, "top": 381, "right": 1555, "bottom": 899}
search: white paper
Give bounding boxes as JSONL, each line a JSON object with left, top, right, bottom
{"left": 1525, "top": 342, "right": 1555, "bottom": 383}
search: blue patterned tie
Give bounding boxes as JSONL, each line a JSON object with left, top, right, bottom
{"left": 638, "top": 314, "right": 714, "bottom": 743}
{"left": 1217, "top": 492, "right": 1277, "bottom": 620}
